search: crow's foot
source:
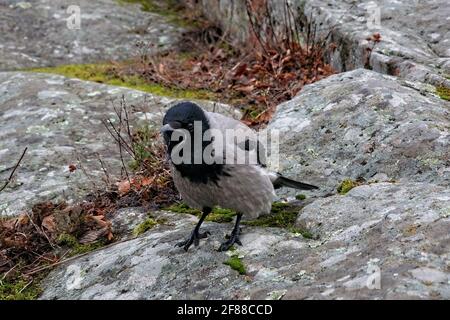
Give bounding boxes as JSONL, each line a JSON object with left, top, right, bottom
{"left": 218, "top": 231, "right": 242, "bottom": 252}
{"left": 176, "top": 230, "right": 210, "bottom": 251}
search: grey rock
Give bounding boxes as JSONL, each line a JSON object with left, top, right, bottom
{"left": 301, "top": 0, "right": 450, "bottom": 86}
{"left": 267, "top": 69, "right": 450, "bottom": 198}
{"left": 0, "top": 72, "right": 239, "bottom": 216}
{"left": 0, "top": 0, "right": 181, "bottom": 70}
{"left": 40, "top": 182, "right": 450, "bottom": 299}
{"left": 109, "top": 207, "right": 150, "bottom": 236}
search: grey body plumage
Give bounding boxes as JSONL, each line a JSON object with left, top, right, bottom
{"left": 161, "top": 102, "right": 318, "bottom": 251}
{"left": 172, "top": 163, "right": 274, "bottom": 220}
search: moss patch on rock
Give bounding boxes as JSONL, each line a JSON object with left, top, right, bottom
{"left": 337, "top": 179, "right": 361, "bottom": 195}
{"left": 168, "top": 202, "right": 313, "bottom": 238}
{"left": 133, "top": 216, "right": 168, "bottom": 236}
{"left": 117, "top": 0, "right": 194, "bottom": 28}
{"left": 133, "top": 218, "right": 158, "bottom": 236}
{"left": 166, "top": 203, "right": 237, "bottom": 223}
{"left": 243, "top": 202, "right": 297, "bottom": 229}
{"left": 436, "top": 86, "right": 450, "bottom": 101}
{"left": 295, "top": 194, "right": 306, "bottom": 200}
{"left": 0, "top": 276, "right": 44, "bottom": 300}
{"left": 243, "top": 202, "right": 314, "bottom": 239}
{"left": 223, "top": 255, "right": 246, "bottom": 275}
{"left": 167, "top": 203, "right": 201, "bottom": 215}
{"left": 288, "top": 227, "right": 314, "bottom": 239}
{"left": 29, "top": 64, "right": 216, "bottom": 100}
{"left": 57, "top": 233, "right": 105, "bottom": 256}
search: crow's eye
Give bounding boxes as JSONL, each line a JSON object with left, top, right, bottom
{"left": 186, "top": 123, "right": 194, "bottom": 130}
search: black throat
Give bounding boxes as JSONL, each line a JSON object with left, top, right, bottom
{"left": 171, "top": 130, "right": 229, "bottom": 185}
{"left": 163, "top": 102, "right": 230, "bottom": 184}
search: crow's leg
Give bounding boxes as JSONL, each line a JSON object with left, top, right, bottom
{"left": 176, "top": 207, "right": 211, "bottom": 251}
{"left": 218, "top": 213, "right": 243, "bottom": 252}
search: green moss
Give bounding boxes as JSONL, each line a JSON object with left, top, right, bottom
{"left": 28, "top": 64, "right": 215, "bottom": 100}
{"left": 436, "top": 86, "right": 450, "bottom": 101}
{"left": 288, "top": 227, "right": 314, "bottom": 239}
{"left": 295, "top": 194, "right": 306, "bottom": 200}
{"left": 337, "top": 179, "right": 359, "bottom": 195}
{"left": 168, "top": 201, "right": 313, "bottom": 239}
{"left": 0, "top": 276, "right": 43, "bottom": 300}
{"left": 242, "top": 202, "right": 315, "bottom": 239}
{"left": 133, "top": 217, "right": 158, "bottom": 236}
{"left": 117, "top": 0, "right": 195, "bottom": 28}
{"left": 167, "top": 203, "right": 201, "bottom": 215}
{"left": 207, "top": 207, "right": 237, "bottom": 223}
{"left": 30, "top": 64, "right": 111, "bottom": 83}
{"left": 166, "top": 203, "right": 237, "bottom": 223}
{"left": 57, "top": 233, "right": 105, "bottom": 256}
{"left": 56, "top": 233, "right": 78, "bottom": 247}
{"left": 244, "top": 202, "right": 296, "bottom": 228}
{"left": 223, "top": 255, "right": 246, "bottom": 275}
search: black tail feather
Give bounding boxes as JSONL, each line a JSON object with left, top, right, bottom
{"left": 273, "top": 175, "right": 319, "bottom": 190}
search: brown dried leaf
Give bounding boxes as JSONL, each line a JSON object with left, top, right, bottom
{"left": 79, "top": 227, "right": 108, "bottom": 244}
{"left": 41, "top": 215, "right": 57, "bottom": 234}
{"left": 233, "top": 63, "right": 247, "bottom": 78}
{"left": 117, "top": 179, "right": 132, "bottom": 195}
{"left": 235, "top": 85, "right": 254, "bottom": 93}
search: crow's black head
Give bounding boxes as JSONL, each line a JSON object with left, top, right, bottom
{"left": 161, "top": 102, "right": 209, "bottom": 147}
{"left": 161, "top": 102, "right": 227, "bottom": 184}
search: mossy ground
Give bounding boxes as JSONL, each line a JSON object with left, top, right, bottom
{"left": 57, "top": 234, "right": 106, "bottom": 256}
{"left": 1, "top": 234, "right": 105, "bottom": 300}
{"left": 0, "top": 275, "right": 45, "bottom": 300}
{"left": 29, "top": 64, "right": 216, "bottom": 100}
{"left": 133, "top": 216, "right": 168, "bottom": 236}
{"left": 436, "top": 86, "right": 450, "bottom": 101}
{"left": 167, "top": 203, "right": 237, "bottom": 223}
{"left": 133, "top": 218, "right": 158, "bottom": 236}
{"left": 337, "top": 179, "right": 361, "bottom": 195}
{"left": 243, "top": 202, "right": 314, "bottom": 239}
{"left": 223, "top": 254, "right": 246, "bottom": 275}
{"left": 295, "top": 194, "right": 306, "bottom": 200}
{"left": 117, "top": 0, "right": 196, "bottom": 28}
{"left": 168, "top": 202, "right": 313, "bottom": 239}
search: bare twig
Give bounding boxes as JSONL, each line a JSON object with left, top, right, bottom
{"left": 96, "top": 153, "right": 111, "bottom": 185}
{"left": 0, "top": 147, "right": 28, "bottom": 193}
{"left": 18, "top": 279, "right": 33, "bottom": 294}
{"left": 25, "top": 211, "right": 56, "bottom": 250}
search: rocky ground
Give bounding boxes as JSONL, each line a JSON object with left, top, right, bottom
{"left": 0, "top": 0, "right": 179, "bottom": 70}
{"left": 0, "top": 0, "right": 449, "bottom": 300}
{"left": 40, "top": 182, "right": 450, "bottom": 300}
{"left": 302, "top": 0, "right": 450, "bottom": 86}
{"left": 0, "top": 72, "right": 236, "bottom": 216}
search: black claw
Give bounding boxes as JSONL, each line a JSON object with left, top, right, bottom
{"left": 218, "top": 233, "right": 242, "bottom": 252}
{"left": 219, "top": 214, "right": 244, "bottom": 252}
{"left": 176, "top": 230, "right": 210, "bottom": 251}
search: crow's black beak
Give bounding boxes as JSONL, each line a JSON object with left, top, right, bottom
{"left": 160, "top": 123, "right": 174, "bottom": 145}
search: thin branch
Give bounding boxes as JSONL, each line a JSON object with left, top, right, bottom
{"left": 96, "top": 153, "right": 111, "bottom": 185}
{"left": 25, "top": 211, "right": 57, "bottom": 250}
{"left": 0, "top": 147, "right": 28, "bottom": 193}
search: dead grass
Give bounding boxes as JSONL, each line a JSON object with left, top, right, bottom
{"left": 111, "top": 0, "right": 335, "bottom": 127}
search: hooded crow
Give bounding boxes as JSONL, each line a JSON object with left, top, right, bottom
{"left": 161, "top": 101, "right": 318, "bottom": 251}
